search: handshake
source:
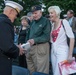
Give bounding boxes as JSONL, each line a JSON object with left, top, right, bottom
{"left": 17, "top": 42, "right": 31, "bottom": 55}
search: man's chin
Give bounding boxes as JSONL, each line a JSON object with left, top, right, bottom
{"left": 34, "top": 18, "right": 40, "bottom": 20}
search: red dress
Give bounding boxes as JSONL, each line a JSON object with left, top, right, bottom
{"left": 51, "top": 23, "right": 61, "bottom": 42}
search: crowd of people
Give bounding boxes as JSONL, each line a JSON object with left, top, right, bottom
{"left": 0, "top": 0, "right": 76, "bottom": 75}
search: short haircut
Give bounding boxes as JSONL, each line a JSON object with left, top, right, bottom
{"left": 48, "top": 6, "right": 61, "bottom": 18}
{"left": 27, "top": 12, "right": 32, "bottom": 17}
{"left": 68, "top": 10, "right": 74, "bottom": 15}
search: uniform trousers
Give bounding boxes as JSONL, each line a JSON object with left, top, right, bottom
{"left": 0, "top": 53, "right": 12, "bottom": 75}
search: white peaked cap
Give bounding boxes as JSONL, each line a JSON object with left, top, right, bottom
{"left": 5, "top": 1, "right": 23, "bottom": 14}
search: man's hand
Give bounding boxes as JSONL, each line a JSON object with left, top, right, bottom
{"left": 17, "top": 44, "right": 25, "bottom": 55}
{"left": 27, "top": 39, "right": 35, "bottom": 46}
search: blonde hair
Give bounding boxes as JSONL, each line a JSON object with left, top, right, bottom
{"left": 48, "top": 6, "right": 61, "bottom": 18}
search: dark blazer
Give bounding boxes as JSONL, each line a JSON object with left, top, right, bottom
{"left": 66, "top": 17, "right": 76, "bottom": 32}
{"left": 0, "top": 14, "right": 19, "bottom": 75}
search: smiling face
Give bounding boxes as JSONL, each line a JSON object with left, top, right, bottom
{"left": 21, "top": 19, "right": 28, "bottom": 27}
{"left": 49, "top": 9, "right": 58, "bottom": 22}
{"left": 32, "top": 10, "right": 42, "bottom": 20}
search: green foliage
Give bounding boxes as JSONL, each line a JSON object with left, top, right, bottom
{"left": 43, "top": 0, "right": 76, "bottom": 18}
{"left": 0, "top": 0, "right": 5, "bottom": 13}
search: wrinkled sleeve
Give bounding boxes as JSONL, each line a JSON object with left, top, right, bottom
{"left": 63, "top": 19, "right": 74, "bottom": 38}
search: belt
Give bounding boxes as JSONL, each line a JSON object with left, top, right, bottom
{"left": 33, "top": 42, "right": 47, "bottom": 46}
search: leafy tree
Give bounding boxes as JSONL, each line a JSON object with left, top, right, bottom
{"left": 0, "top": 0, "right": 76, "bottom": 25}
{"left": 43, "top": 0, "right": 76, "bottom": 18}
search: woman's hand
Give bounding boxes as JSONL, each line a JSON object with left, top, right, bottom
{"left": 67, "top": 55, "right": 75, "bottom": 63}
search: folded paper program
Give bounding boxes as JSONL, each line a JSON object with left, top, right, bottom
{"left": 58, "top": 58, "right": 76, "bottom": 75}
